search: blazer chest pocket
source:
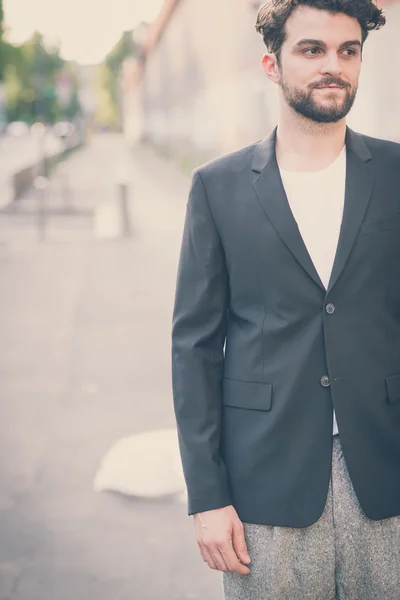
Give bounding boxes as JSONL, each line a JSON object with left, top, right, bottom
{"left": 222, "top": 378, "right": 273, "bottom": 411}
{"left": 360, "top": 213, "right": 400, "bottom": 236}
{"left": 385, "top": 374, "right": 400, "bottom": 404}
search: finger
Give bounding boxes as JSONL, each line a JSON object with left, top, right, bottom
{"left": 208, "top": 545, "right": 230, "bottom": 572}
{"left": 201, "top": 546, "right": 218, "bottom": 570}
{"left": 220, "top": 543, "right": 251, "bottom": 575}
{"left": 232, "top": 521, "right": 251, "bottom": 565}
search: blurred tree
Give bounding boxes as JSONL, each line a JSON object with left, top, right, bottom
{"left": 2, "top": 28, "right": 81, "bottom": 124}
{"left": 0, "top": 0, "right": 12, "bottom": 83}
{"left": 97, "top": 30, "right": 140, "bottom": 129}
{"left": 3, "top": 32, "right": 61, "bottom": 122}
{"left": 0, "top": 0, "right": 4, "bottom": 81}
{"left": 0, "top": 0, "right": 8, "bottom": 127}
{"left": 30, "top": 32, "right": 64, "bottom": 122}
{"left": 58, "top": 61, "right": 83, "bottom": 121}
{"left": 94, "top": 63, "right": 119, "bottom": 128}
{"left": 106, "top": 30, "right": 139, "bottom": 75}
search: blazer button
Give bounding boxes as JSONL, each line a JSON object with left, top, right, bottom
{"left": 326, "top": 303, "right": 335, "bottom": 314}
{"left": 321, "top": 376, "right": 330, "bottom": 387}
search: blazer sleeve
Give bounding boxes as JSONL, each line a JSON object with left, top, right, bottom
{"left": 171, "top": 169, "right": 232, "bottom": 516}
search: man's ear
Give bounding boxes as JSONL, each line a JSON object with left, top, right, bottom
{"left": 261, "top": 53, "right": 280, "bottom": 84}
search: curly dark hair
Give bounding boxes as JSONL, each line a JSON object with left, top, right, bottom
{"left": 255, "top": 0, "right": 386, "bottom": 61}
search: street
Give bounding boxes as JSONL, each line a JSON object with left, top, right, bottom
{"left": 0, "top": 134, "right": 223, "bottom": 600}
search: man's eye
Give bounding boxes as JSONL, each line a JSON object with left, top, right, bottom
{"left": 304, "top": 47, "right": 322, "bottom": 55}
{"left": 343, "top": 49, "right": 357, "bottom": 56}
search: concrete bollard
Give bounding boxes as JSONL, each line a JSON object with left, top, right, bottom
{"left": 57, "top": 164, "right": 72, "bottom": 211}
{"left": 118, "top": 181, "right": 132, "bottom": 238}
{"left": 114, "top": 160, "right": 133, "bottom": 238}
{"left": 34, "top": 175, "right": 49, "bottom": 241}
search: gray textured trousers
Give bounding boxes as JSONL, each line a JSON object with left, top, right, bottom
{"left": 223, "top": 435, "right": 400, "bottom": 600}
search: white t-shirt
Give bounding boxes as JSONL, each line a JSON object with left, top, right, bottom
{"left": 279, "top": 145, "right": 347, "bottom": 436}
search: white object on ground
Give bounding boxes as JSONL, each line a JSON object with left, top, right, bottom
{"left": 93, "top": 198, "right": 122, "bottom": 238}
{"left": 93, "top": 428, "right": 186, "bottom": 498}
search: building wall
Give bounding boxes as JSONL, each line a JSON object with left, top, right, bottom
{"left": 347, "top": 0, "right": 400, "bottom": 141}
{"left": 126, "top": 0, "right": 400, "bottom": 163}
{"left": 124, "top": 0, "right": 268, "bottom": 162}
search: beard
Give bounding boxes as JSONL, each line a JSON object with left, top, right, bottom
{"left": 280, "top": 74, "right": 358, "bottom": 123}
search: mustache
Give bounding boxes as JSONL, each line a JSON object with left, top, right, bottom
{"left": 309, "top": 77, "right": 351, "bottom": 89}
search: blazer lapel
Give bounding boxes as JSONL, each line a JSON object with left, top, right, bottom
{"left": 252, "top": 127, "right": 325, "bottom": 291}
{"left": 252, "top": 125, "right": 375, "bottom": 295}
{"left": 326, "top": 127, "right": 374, "bottom": 293}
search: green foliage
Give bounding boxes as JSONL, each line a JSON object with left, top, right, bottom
{"left": 105, "top": 30, "right": 138, "bottom": 75}
{"left": 0, "top": 0, "right": 7, "bottom": 82}
{"left": 59, "top": 62, "right": 83, "bottom": 121}
{"left": 1, "top": 26, "right": 81, "bottom": 124}
{"left": 0, "top": 0, "right": 138, "bottom": 127}
{"left": 94, "top": 63, "right": 118, "bottom": 127}
{"left": 96, "top": 30, "right": 139, "bottom": 128}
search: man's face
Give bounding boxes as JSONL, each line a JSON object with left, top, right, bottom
{"left": 276, "top": 6, "right": 362, "bottom": 123}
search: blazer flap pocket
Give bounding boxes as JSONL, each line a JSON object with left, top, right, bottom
{"left": 385, "top": 373, "right": 400, "bottom": 404}
{"left": 222, "top": 378, "right": 272, "bottom": 411}
{"left": 360, "top": 213, "right": 400, "bottom": 235}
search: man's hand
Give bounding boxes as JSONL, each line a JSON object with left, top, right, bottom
{"left": 194, "top": 505, "right": 251, "bottom": 574}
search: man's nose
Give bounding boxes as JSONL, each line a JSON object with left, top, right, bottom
{"left": 320, "top": 52, "right": 342, "bottom": 76}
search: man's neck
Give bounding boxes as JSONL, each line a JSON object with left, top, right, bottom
{"left": 275, "top": 106, "right": 347, "bottom": 172}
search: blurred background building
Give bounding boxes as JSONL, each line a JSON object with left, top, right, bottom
{"left": 120, "top": 0, "right": 400, "bottom": 168}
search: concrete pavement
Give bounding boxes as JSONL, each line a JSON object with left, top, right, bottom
{"left": 0, "top": 133, "right": 64, "bottom": 208}
{"left": 0, "top": 134, "right": 224, "bottom": 599}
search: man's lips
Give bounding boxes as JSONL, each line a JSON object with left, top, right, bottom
{"left": 315, "top": 85, "right": 346, "bottom": 89}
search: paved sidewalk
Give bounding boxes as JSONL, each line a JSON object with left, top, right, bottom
{"left": 0, "top": 134, "right": 223, "bottom": 600}
{"left": 0, "top": 133, "right": 63, "bottom": 209}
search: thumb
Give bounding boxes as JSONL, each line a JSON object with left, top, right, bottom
{"left": 232, "top": 521, "right": 251, "bottom": 564}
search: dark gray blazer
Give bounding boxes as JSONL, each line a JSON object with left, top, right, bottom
{"left": 171, "top": 126, "right": 400, "bottom": 528}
